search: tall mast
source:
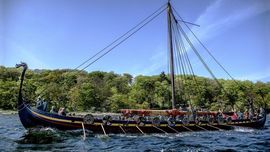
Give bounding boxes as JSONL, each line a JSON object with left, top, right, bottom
{"left": 167, "top": 2, "right": 176, "bottom": 109}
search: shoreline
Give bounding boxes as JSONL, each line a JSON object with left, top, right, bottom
{"left": 0, "top": 109, "right": 120, "bottom": 116}
{"left": 0, "top": 109, "right": 18, "bottom": 115}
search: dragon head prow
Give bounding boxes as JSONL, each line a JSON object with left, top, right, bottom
{"left": 16, "top": 62, "right": 28, "bottom": 69}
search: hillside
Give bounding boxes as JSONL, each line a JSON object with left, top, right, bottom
{"left": 0, "top": 66, "right": 269, "bottom": 112}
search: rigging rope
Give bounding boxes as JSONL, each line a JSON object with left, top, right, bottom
{"left": 177, "top": 21, "right": 240, "bottom": 109}
{"left": 171, "top": 6, "right": 240, "bottom": 86}
{"left": 172, "top": 29, "right": 183, "bottom": 105}
{"left": 35, "top": 2, "right": 242, "bottom": 111}
{"left": 177, "top": 24, "right": 224, "bottom": 90}
{"left": 75, "top": 3, "right": 167, "bottom": 70}
{"left": 171, "top": 14, "right": 184, "bottom": 106}
{"left": 173, "top": 18, "right": 200, "bottom": 93}
{"left": 171, "top": 11, "right": 195, "bottom": 107}
{"left": 80, "top": 7, "right": 167, "bottom": 71}
{"left": 36, "top": 3, "right": 167, "bottom": 99}
{"left": 171, "top": 6, "right": 245, "bottom": 110}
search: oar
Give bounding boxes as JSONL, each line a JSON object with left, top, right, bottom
{"left": 81, "top": 122, "right": 86, "bottom": 140}
{"left": 119, "top": 126, "right": 126, "bottom": 134}
{"left": 207, "top": 124, "right": 223, "bottom": 131}
{"left": 101, "top": 124, "right": 108, "bottom": 136}
{"left": 168, "top": 126, "right": 179, "bottom": 133}
{"left": 182, "top": 125, "right": 193, "bottom": 132}
{"left": 136, "top": 126, "right": 145, "bottom": 134}
{"left": 196, "top": 125, "right": 208, "bottom": 131}
{"left": 153, "top": 126, "right": 168, "bottom": 134}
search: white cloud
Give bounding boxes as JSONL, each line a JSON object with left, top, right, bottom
{"left": 125, "top": 1, "right": 270, "bottom": 77}
{"left": 236, "top": 72, "right": 270, "bottom": 82}
{"left": 139, "top": 46, "right": 167, "bottom": 75}
{"left": 235, "top": 65, "right": 270, "bottom": 82}
{"left": 186, "top": 0, "right": 270, "bottom": 46}
{"left": 177, "top": 0, "right": 270, "bottom": 80}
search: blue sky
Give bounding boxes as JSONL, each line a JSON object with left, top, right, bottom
{"left": 0, "top": 0, "right": 269, "bottom": 81}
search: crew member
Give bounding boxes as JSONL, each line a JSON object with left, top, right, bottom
{"left": 58, "top": 107, "right": 67, "bottom": 116}
{"left": 50, "top": 106, "right": 57, "bottom": 113}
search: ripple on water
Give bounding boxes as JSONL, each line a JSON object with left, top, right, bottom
{"left": 233, "top": 127, "right": 255, "bottom": 133}
{"left": 0, "top": 114, "right": 270, "bottom": 151}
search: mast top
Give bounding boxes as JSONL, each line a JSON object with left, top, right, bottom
{"left": 167, "top": 0, "right": 171, "bottom": 6}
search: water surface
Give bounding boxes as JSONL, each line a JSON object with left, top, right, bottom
{"left": 0, "top": 114, "right": 269, "bottom": 151}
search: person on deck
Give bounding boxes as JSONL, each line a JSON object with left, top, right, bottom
{"left": 259, "top": 107, "right": 265, "bottom": 117}
{"left": 249, "top": 108, "right": 254, "bottom": 120}
{"left": 58, "top": 107, "right": 67, "bottom": 116}
{"left": 36, "top": 97, "right": 43, "bottom": 110}
{"left": 244, "top": 109, "right": 249, "bottom": 119}
{"left": 237, "top": 111, "right": 243, "bottom": 120}
{"left": 42, "top": 100, "right": 48, "bottom": 111}
{"left": 50, "top": 106, "right": 57, "bottom": 113}
{"left": 231, "top": 112, "right": 238, "bottom": 120}
{"left": 36, "top": 102, "right": 43, "bottom": 110}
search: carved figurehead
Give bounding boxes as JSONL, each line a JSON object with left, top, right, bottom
{"left": 16, "top": 62, "right": 28, "bottom": 107}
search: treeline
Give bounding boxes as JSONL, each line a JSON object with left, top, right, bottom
{"left": 0, "top": 66, "right": 269, "bottom": 112}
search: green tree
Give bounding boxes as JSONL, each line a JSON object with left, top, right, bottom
{"left": 69, "top": 83, "right": 100, "bottom": 111}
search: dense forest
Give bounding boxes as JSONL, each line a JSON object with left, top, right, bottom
{"left": 0, "top": 66, "right": 269, "bottom": 112}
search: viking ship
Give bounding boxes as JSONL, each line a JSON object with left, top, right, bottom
{"left": 16, "top": 1, "right": 266, "bottom": 135}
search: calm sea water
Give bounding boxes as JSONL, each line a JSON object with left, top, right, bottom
{"left": 0, "top": 114, "right": 269, "bottom": 152}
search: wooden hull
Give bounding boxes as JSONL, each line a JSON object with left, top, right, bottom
{"left": 18, "top": 102, "right": 266, "bottom": 134}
